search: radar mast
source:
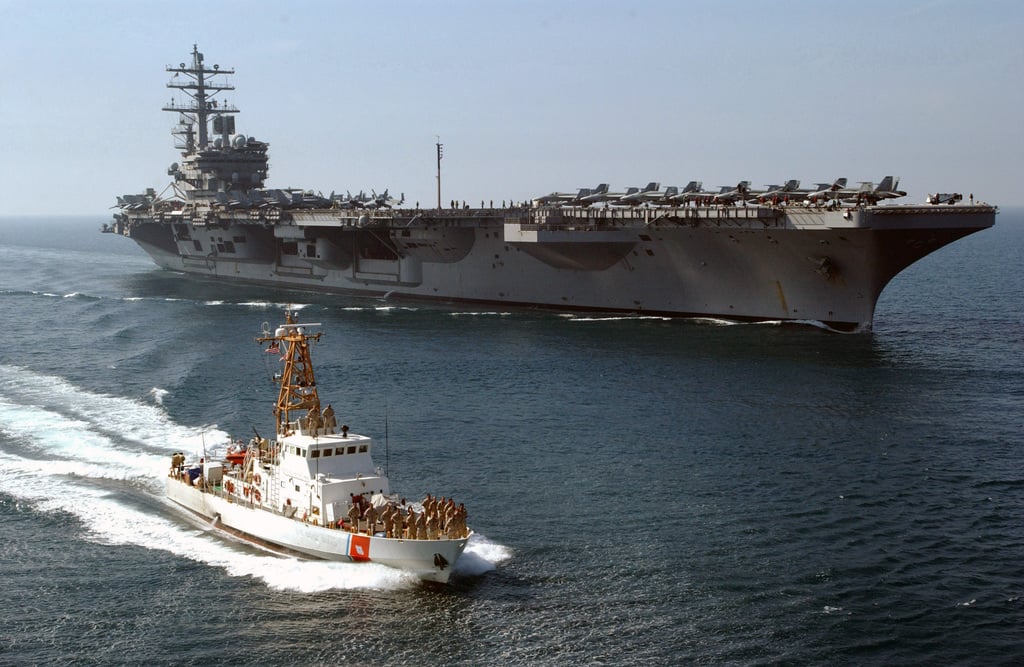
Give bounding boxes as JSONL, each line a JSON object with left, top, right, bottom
{"left": 163, "top": 44, "right": 237, "bottom": 151}
{"left": 257, "top": 311, "right": 323, "bottom": 437}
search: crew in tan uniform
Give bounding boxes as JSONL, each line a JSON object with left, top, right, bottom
{"left": 405, "top": 508, "right": 417, "bottom": 539}
{"left": 306, "top": 407, "right": 320, "bottom": 437}
{"left": 363, "top": 503, "right": 378, "bottom": 535}
{"left": 415, "top": 511, "right": 428, "bottom": 540}
{"left": 321, "top": 404, "right": 336, "bottom": 434}
{"left": 347, "top": 502, "right": 361, "bottom": 530}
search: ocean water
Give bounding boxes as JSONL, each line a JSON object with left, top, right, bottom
{"left": 0, "top": 212, "right": 1021, "bottom": 665}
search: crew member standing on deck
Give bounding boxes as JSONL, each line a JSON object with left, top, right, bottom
{"left": 363, "top": 503, "right": 379, "bottom": 535}
{"left": 307, "top": 406, "right": 320, "bottom": 437}
{"left": 405, "top": 508, "right": 417, "bottom": 539}
{"left": 322, "top": 404, "right": 336, "bottom": 434}
{"left": 347, "top": 501, "right": 361, "bottom": 530}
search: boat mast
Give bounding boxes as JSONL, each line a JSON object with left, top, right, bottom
{"left": 257, "top": 312, "right": 322, "bottom": 437}
{"left": 163, "top": 44, "right": 237, "bottom": 152}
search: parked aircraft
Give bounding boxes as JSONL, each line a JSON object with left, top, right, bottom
{"left": 364, "top": 189, "right": 405, "bottom": 209}
{"left": 804, "top": 178, "right": 850, "bottom": 203}
{"left": 927, "top": 192, "right": 963, "bottom": 205}
{"left": 614, "top": 182, "right": 661, "bottom": 206}
{"left": 577, "top": 183, "right": 614, "bottom": 206}
{"left": 806, "top": 176, "right": 905, "bottom": 205}
{"left": 652, "top": 186, "right": 679, "bottom": 205}
{"left": 863, "top": 176, "right": 906, "bottom": 203}
{"left": 533, "top": 184, "right": 605, "bottom": 207}
{"left": 666, "top": 181, "right": 705, "bottom": 205}
{"left": 712, "top": 181, "right": 752, "bottom": 205}
{"left": 756, "top": 179, "right": 805, "bottom": 203}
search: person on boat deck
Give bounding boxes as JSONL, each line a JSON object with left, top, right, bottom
{"left": 347, "top": 501, "right": 361, "bottom": 527}
{"left": 306, "top": 407, "right": 320, "bottom": 436}
{"left": 405, "top": 508, "right": 417, "bottom": 539}
{"left": 363, "top": 503, "right": 378, "bottom": 535}
{"left": 322, "top": 404, "right": 336, "bottom": 434}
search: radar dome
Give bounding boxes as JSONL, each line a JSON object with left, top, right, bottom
{"left": 232, "top": 135, "right": 246, "bottom": 148}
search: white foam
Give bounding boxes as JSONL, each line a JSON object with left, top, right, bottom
{"left": 454, "top": 533, "right": 513, "bottom": 576}
{"left": 149, "top": 387, "right": 169, "bottom": 405}
{"left": 568, "top": 315, "right": 673, "bottom": 322}
{"left": 450, "top": 311, "right": 512, "bottom": 317}
{"left": 0, "top": 364, "right": 227, "bottom": 454}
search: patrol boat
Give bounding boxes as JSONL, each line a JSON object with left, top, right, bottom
{"left": 106, "top": 46, "right": 997, "bottom": 332}
{"left": 166, "top": 310, "right": 471, "bottom": 583}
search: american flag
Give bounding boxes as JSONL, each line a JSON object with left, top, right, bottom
{"left": 266, "top": 344, "right": 279, "bottom": 354}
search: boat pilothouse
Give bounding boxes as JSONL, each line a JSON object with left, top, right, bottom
{"left": 166, "top": 310, "right": 472, "bottom": 583}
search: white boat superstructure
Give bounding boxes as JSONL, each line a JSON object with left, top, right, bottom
{"left": 166, "top": 312, "right": 471, "bottom": 583}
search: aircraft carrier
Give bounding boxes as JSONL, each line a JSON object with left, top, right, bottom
{"left": 104, "top": 46, "right": 997, "bottom": 332}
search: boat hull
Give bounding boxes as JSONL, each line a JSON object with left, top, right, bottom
{"left": 109, "top": 203, "right": 996, "bottom": 331}
{"left": 166, "top": 477, "right": 468, "bottom": 583}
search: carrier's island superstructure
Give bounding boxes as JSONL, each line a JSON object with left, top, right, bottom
{"left": 105, "top": 46, "right": 996, "bottom": 332}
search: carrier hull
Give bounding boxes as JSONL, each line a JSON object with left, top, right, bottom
{"left": 111, "top": 204, "right": 995, "bottom": 331}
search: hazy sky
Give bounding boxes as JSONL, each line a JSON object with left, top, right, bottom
{"left": 1, "top": 0, "right": 1021, "bottom": 215}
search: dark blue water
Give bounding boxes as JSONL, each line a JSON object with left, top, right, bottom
{"left": 1, "top": 213, "right": 1021, "bottom": 665}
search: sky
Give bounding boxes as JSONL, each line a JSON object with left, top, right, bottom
{"left": 0, "top": 0, "right": 1021, "bottom": 216}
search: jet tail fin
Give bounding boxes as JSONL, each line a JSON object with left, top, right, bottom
{"left": 875, "top": 176, "right": 897, "bottom": 192}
